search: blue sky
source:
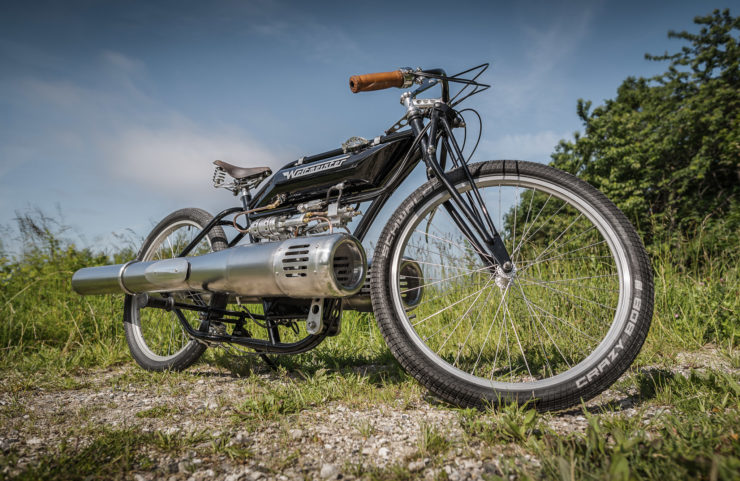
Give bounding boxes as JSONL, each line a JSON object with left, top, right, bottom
{"left": 0, "top": 1, "right": 732, "bottom": 255}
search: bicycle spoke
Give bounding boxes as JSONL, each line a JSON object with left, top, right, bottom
{"left": 514, "top": 281, "right": 572, "bottom": 370}
{"left": 471, "top": 284, "right": 509, "bottom": 375}
{"left": 414, "top": 283, "right": 495, "bottom": 328}
{"left": 401, "top": 265, "right": 492, "bottom": 294}
{"left": 454, "top": 281, "right": 497, "bottom": 367}
{"left": 435, "top": 277, "right": 495, "bottom": 352}
{"left": 516, "top": 276, "right": 617, "bottom": 311}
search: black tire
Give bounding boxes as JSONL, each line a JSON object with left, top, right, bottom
{"left": 371, "top": 161, "right": 653, "bottom": 411}
{"left": 123, "top": 208, "right": 228, "bottom": 371}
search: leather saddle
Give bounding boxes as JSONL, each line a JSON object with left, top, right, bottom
{"left": 213, "top": 160, "right": 272, "bottom": 182}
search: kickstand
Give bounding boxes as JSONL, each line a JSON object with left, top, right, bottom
{"left": 259, "top": 354, "right": 278, "bottom": 370}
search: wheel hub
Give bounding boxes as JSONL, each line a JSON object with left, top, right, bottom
{"left": 494, "top": 263, "right": 517, "bottom": 290}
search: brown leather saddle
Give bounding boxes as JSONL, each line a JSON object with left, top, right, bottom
{"left": 213, "top": 160, "right": 272, "bottom": 182}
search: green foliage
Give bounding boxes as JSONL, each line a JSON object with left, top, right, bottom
{"left": 0, "top": 210, "right": 130, "bottom": 377}
{"left": 417, "top": 422, "right": 451, "bottom": 456}
{"left": 551, "top": 9, "right": 739, "bottom": 248}
{"left": 458, "top": 402, "right": 540, "bottom": 445}
{"left": 6, "top": 428, "right": 156, "bottom": 480}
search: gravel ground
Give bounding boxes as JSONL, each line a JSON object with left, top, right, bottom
{"left": 1, "top": 347, "right": 736, "bottom": 480}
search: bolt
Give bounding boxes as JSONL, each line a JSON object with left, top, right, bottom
{"left": 502, "top": 261, "right": 513, "bottom": 273}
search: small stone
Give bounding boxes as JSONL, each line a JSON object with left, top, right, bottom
{"left": 361, "top": 446, "right": 373, "bottom": 455}
{"left": 320, "top": 463, "right": 338, "bottom": 479}
{"left": 224, "top": 474, "right": 244, "bottom": 481}
{"left": 482, "top": 462, "right": 498, "bottom": 474}
{"left": 26, "top": 438, "right": 42, "bottom": 446}
{"left": 178, "top": 461, "right": 193, "bottom": 473}
{"left": 133, "top": 475, "right": 146, "bottom": 481}
{"left": 249, "top": 472, "right": 265, "bottom": 481}
{"left": 289, "top": 429, "right": 303, "bottom": 440}
{"left": 408, "top": 460, "right": 425, "bottom": 472}
{"left": 378, "top": 447, "right": 390, "bottom": 457}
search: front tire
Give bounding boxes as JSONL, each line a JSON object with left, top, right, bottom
{"left": 123, "top": 208, "right": 228, "bottom": 371}
{"left": 371, "top": 161, "right": 653, "bottom": 410}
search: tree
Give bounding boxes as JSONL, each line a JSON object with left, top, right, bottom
{"left": 550, "top": 9, "right": 739, "bottom": 246}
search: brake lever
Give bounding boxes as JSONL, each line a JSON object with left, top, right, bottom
{"left": 412, "top": 78, "right": 439, "bottom": 97}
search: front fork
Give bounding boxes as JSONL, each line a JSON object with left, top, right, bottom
{"left": 405, "top": 98, "right": 513, "bottom": 272}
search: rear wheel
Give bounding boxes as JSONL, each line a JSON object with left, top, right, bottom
{"left": 123, "top": 208, "right": 228, "bottom": 371}
{"left": 371, "top": 160, "right": 653, "bottom": 410}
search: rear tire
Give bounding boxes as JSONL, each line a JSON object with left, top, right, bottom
{"left": 123, "top": 208, "right": 228, "bottom": 371}
{"left": 371, "top": 161, "right": 653, "bottom": 410}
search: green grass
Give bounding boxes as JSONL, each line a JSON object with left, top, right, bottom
{"left": 0, "top": 216, "right": 738, "bottom": 479}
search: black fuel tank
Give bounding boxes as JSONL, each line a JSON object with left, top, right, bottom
{"left": 251, "top": 135, "right": 413, "bottom": 208}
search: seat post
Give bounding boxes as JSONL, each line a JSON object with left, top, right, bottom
{"left": 239, "top": 186, "right": 251, "bottom": 210}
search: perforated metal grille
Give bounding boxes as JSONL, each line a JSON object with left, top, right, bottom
{"left": 281, "top": 244, "right": 310, "bottom": 278}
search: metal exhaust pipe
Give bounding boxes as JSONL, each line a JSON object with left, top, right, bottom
{"left": 72, "top": 233, "right": 366, "bottom": 299}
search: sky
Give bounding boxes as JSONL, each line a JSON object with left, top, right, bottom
{"left": 0, "top": 0, "right": 733, "bottom": 256}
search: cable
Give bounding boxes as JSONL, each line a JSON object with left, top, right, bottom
{"left": 457, "top": 108, "right": 483, "bottom": 163}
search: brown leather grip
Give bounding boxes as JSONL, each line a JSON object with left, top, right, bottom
{"left": 349, "top": 70, "right": 404, "bottom": 93}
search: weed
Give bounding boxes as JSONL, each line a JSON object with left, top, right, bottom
{"left": 458, "top": 402, "right": 539, "bottom": 445}
{"left": 417, "top": 422, "right": 451, "bottom": 457}
{"left": 135, "top": 405, "right": 179, "bottom": 419}
{"left": 354, "top": 419, "right": 375, "bottom": 438}
{"left": 7, "top": 428, "right": 155, "bottom": 480}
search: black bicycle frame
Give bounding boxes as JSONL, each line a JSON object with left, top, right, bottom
{"left": 169, "top": 66, "right": 513, "bottom": 352}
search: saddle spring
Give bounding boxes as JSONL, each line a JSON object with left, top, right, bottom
{"left": 212, "top": 165, "right": 227, "bottom": 188}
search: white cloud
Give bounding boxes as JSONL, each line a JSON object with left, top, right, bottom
{"left": 102, "top": 123, "right": 279, "bottom": 202}
{"left": 486, "top": 6, "right": 596, "bottom": 121}
{"left": 479, "top": 130, "right": 569, "bottom": 163}
{"left": 4, "top": 50, "right": 282, "bottom": 204}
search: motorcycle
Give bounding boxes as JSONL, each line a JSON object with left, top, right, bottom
{"left": 72, "top": 64, "right": 654, "bottom": 411}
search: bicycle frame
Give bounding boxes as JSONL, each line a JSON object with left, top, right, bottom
{"left": 70, "top": 63, "right": 653, "bottom": 410}
{"left": 181, "top": 68, "right": 511, "bottom": 268}
{"left": 166, "top": 65, "right": 513, "bottom": 353}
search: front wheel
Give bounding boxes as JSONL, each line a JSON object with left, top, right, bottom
{"left": 123, "top": 208, "right": 228, "bottom": 371}
{"left": 371, "top": 160, "right": 654, "bottom": 410}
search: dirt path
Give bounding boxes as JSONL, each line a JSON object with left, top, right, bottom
{"left": 1, "top": 348, "right": 736, "bottom": 480}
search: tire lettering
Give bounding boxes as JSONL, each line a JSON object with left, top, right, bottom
{"left": 574, "top": 323, "right": 633, "bottom": 388}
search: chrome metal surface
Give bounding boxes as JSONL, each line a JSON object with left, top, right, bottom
{"left": 343, "top": 257, "right": 424, "bottom": 312}
{"left": 248, "top": 205, "right": 360, "bottom": 241}
{"left": 411, "top": 98, "right": 442, "bottom": 109}
{"left": 72, "top": 233, "right": 367, "bottom": 299}
{"left": 306, "top": 298, "right": 324, "bottom": 334}
{"left": 72, "top": 263, "right": 126, "bottom": 295}
{"left": 399, "top": 68, "right": 415, "bottom": 88}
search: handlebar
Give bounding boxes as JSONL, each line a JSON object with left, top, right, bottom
{"left": 349, "top": 70, "right": 405, "bottom": 93}
{"left": 349, "top": 68, "right": 450, "bottom": 103}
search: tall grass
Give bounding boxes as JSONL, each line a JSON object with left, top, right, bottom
{"left": 0, "top": 210, "right": 736, "bottom": 381}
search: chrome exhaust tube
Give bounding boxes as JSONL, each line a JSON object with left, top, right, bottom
{"left": 72, "top": 233, "right": 366, "bottom": 299}
{"left": 342, "top": 257, "right": 424, "bottom": 312}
